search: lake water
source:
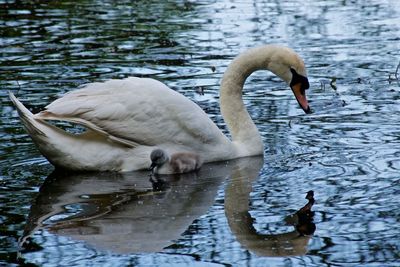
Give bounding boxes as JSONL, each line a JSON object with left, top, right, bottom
{"left": 1, "top": 0, "right": 400, "bottom": 266}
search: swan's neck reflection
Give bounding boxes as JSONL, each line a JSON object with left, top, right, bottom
{"left": 224, "top": 157, "right": 315, "bottom": 257}
{"left": 19, "top": 157, "right": 315, "bottom": 256}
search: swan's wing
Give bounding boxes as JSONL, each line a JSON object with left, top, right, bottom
{"left": 36, "top": 77, "right": 227, "bottom": 149}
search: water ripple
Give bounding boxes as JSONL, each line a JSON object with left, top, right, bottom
{"left": 1, "top": 0, "right": 400, "bottom": 266}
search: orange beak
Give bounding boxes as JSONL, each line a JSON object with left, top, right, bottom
{"left": 291, "top": 83, "right": 311, "bottom": 114}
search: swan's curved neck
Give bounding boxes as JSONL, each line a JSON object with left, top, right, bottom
{"left": 220, "top": 46, "right": 277, "bottom": 156}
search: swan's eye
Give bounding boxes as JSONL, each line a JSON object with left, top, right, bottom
{"left": 301, "top": 77, "right": 310, "bottom": 91}
{"left": 290, "top": 68, "right": 309, "bottom": 92}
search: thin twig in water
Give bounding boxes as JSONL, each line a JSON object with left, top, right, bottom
{"left": 330, "top": 77, "right": 337, "bottom": 91}
{"left": 16, "top": 81, "right": 21, "bottom": 96}
{"left": 395, "top": 60, "right": 400, "bottom": 81}
{"left": 320, "top": 80, "right": 325, "bottom": 90}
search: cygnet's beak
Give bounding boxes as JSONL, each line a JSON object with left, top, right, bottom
{"left": 149, "top": 162, "right": 156, "bottom": 172}
{"left": 291, "top": 83, "right": 312, "bottom": 114}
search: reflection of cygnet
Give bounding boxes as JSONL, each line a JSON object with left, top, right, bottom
{"left": 149, "top": 149, "right": 203, "bottom": 174}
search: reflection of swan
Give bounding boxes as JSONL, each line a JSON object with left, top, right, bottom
{"left": 20, "top": 157, "right": 315, "bottom": 256}
{"left": 9, "top": 45, "right": 310, "bottom": 173}
{"left": 225, "top": 159, "right": 315, "bottom": 257}
{"left": 150, "top": 149, "right": 203, "bottom": 174}
{"left": 293, "top": 191, "right": 316, "bottom": 236}
{"left": 19, "top": 161, "right": 233, "bottom": 253}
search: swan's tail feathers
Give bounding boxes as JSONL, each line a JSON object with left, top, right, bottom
{"left": 8, "top": 92, "right": 140, "bottom": 171}
{"left": 8, "top": 91, "right": 46, "bottom": 137}
{"left": 9, "top": 91, "right": 138, "bottom": 150}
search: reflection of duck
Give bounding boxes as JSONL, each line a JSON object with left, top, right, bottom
{"left": 225, "top": 161, "right": 316, "bottom": 257}
{"left": 9, "top": 45, "right": 311, "bottom": 173}
{"left": 150, "top": 149, "right": 203, "bottom": 174}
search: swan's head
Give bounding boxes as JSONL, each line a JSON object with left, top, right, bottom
{"left": 265, "top": 45, "right": 311, "bottom": 114}
{"left": 289, "top": 68, "right": 311, "bottom": 114}
{"left": 150, "top": 149, "right": 169, "bottom": 171}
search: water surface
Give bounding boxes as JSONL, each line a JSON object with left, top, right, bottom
{"left": 1, "top": 0, "right": 400, "bottom": 266}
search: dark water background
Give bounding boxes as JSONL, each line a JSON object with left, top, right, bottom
{"left": 1, "top": 0, "right": 400, "bottom": 266}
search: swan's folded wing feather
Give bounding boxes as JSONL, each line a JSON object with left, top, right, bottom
{"left": 37, "top": 77, "right": 227, "bottom": 149}
{"left": 36, "top": 112, "right": 138, "bottom": 148}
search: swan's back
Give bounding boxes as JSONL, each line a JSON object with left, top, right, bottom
{"left": 38, "top": 77, "right": 231, "bottom": 157}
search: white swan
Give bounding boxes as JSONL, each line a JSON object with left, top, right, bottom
{"left": 150, "top": 149, "right": 203, "bottom": 174}
{"left": 9, "top": 45, "right": 311, "bottom": 173}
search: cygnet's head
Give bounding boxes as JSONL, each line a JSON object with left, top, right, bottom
{"left": 150, "top": 149, "right": 169, "bottom": 171}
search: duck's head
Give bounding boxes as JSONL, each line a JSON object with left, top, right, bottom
{"left": 150, "top": 149, "right": 169, "bottom": 172}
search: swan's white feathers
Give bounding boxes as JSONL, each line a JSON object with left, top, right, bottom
{"left": 9, "top": 91, "right": 46, "bottom": 137}
{"left": 37, "top": 77, "right": 228, "bottom": 150}
{"left": 36, "top": 112, "right": 138, "bottom": 148}
{"left": 9, "top": 45, "right": 309, "bottom": 173}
